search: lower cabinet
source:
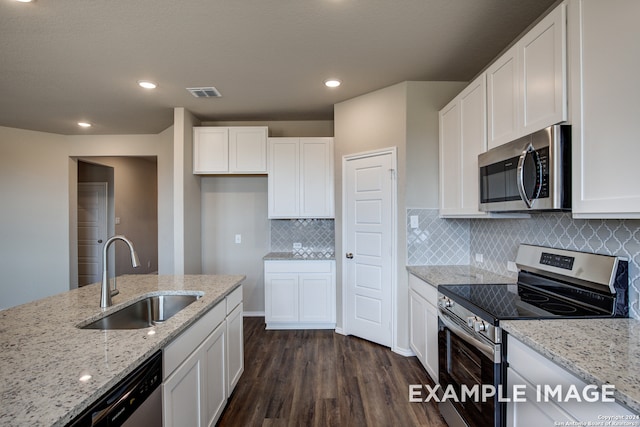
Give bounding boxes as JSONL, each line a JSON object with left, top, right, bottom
{"left": 506, "top": 334, "right": 636, "bottom": 426}
{"left": 408, "top": 274, "right": 439, "bottom": 383}
{"left": 264, "top": 260, "right": 336, "bottom": 329}
{"left": 163, "top": 286, "right": 243, "bottom": 427}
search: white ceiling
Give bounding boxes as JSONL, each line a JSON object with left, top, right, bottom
{"left": 0, "top": 0, "right": 557, "bottom": 135}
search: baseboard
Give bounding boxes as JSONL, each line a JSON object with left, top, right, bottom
{"left": 266, "top": 322, "right": 336, "bottom": 330}
{"left": 242, "top": 311, "right": 265, "bottom": 317}
{"left": 393, "top": 346, "right": 415, "bottom": 357}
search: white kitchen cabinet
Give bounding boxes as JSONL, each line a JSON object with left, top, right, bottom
{"left": 487, "top": 45, "right": 520, "bottom": 149}
{"left": 226, "top": 302, "right": 244, "bottom": 396}
{"left": 506, "top": 334, "right": 635, "bottom": 427}
{"left": 408, "top": 274, "right": 439, "bottom": 383}
{"left": 568, "top": 0, "right": 640, "bottom": 218}
{"left": 268, "top": 137, "right": 334, "bottom": 218}
{"left": 264, "top": 260, "right": 336, "bottom": 329}
{"left": 487, "top": 3, "right": 566, "bottom": 149}
{"left": 194, "top": 126, "right": 268, "bottom": 174}
{"left": 439, "top": 74, "right": 488, "bottom": 217}
{"left": 163, "top": 286, "right": 243, "bottom": 427}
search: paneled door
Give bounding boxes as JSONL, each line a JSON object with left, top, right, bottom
{"left": 77, "top": 182, "right": 107, "bottom": 286}
{"left": 344, "top": 150, "right": 395, "bottom": 347}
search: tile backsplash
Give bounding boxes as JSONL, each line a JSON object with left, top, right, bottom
{"left": 270, "top": 219, "right": 335, "bottom": 256}
{"left": 407, "top": 209, "right": 640, "bottom": 319}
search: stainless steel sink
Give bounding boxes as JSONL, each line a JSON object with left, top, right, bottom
{"left": 80, "top": 294, "right": 201, "bottom": 330}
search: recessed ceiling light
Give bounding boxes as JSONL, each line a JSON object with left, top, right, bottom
{"left": 324, "top": 79, "right": 342, "bottom": 88}
{"left": 137, "top": 80, "right": 157, "bottom": 89}
{"left": 77, "top": 122, "right": 92, "bottom": 128}
{"left": 15, "top": 0, "right": 34, "bottom": 3}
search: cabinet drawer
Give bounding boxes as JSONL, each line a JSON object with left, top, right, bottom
{"left": 264, "top": 260, "right": 334, "bottom": 274}
{"left": 226, "top": 285, "right": 242, "bottom": 315}
{"left": 409, "top": 274, "right": 437, "bottom": 304}
{"left": 164, "top": 301, "right": 226, "bottom": 378}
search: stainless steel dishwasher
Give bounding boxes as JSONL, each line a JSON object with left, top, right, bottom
{"left": 67, "top": 350, "right": 162, "bottom": 427}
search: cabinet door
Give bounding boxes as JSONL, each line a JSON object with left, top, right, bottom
{"left": 299, "top": 138, "right": 334, "bottom": 218}
{"left": 202, "top": 322, "right": 227, "bottom": 427}
{"left": 438, "top": 99, "right": 462, "bottom": 214}
{"left": 265, "top": 273, "right": 299, "bottom": 322}
{"left": 163, "top": 348, "right": 203, "bottom": 427}
{"left": 194, "top": 127, "right": 229, "bottom": 174}
{"left": 299, "top": 274, "right": 334, "bottom": 323}
{"left": 409, "top": 290, "right": 426, "bottom": 366}
{"left": 459, "top": 75, "right": 488, "bottom": 215}
{"left": 487, "top": 45, "right": 519, "bottom": 149}
{"left": 229, "top": 127, "right": 267, "bottom": 173}
{"left": 268, "top": 138, "right": 300, "bottom": 218}
{"left": 569, "top": 0, "right": 640, "bottom": 218}
{"left": 520, "top": 4, "right": 566, "bottom": 135}
{"left": 506, "top": 367, "right": 574, "bottom": 427}
{"left": 226, "top": 303, "right": 244, "bottom": 396}
{"left": 424, "top": 298, "right": 439, "bottom": 383}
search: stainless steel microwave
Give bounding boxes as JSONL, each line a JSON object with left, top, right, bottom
{"left": 478, "top": 125, "right": 571, "bottom": 212}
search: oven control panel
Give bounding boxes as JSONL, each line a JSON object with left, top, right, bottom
{"left": 540, "top": 252, "right": 575, "bottom": 270}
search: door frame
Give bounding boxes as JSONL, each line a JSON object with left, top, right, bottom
{"left": 340, "top": 147, "right": 398, "bottom": 349}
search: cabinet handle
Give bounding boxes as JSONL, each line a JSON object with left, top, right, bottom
{"left": 346, "top": 253, "right": 353, "bottom": 259}
{"left": 98, "top": 239, "right": 103, "bottom": 243}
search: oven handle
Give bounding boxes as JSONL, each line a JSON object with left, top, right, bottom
{"left": 438, "top": 310, "right": 497, "bottom": 362}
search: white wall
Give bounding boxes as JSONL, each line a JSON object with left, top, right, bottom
{"left": 201, "top": 177, "right": 269, "bottom": 313}
{"left": 0, "top": 125, "right": 174, "bottom": 310}
{"left": 173, "top": 108, "right": 202, "bottom": 274}
{"left": 334, "top": 81, "right": 465, "bottom": 353}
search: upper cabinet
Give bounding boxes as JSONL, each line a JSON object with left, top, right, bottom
{"left": 439, "top": 74, "right": 488, "bottom": 217}
{"left": 568, "top": 0, "right": 640, "bottom": 218}
{"left": 487, "top": 3, "right": 567, "bottom": 149}
{"left": 268, "top": 137, "right": 334, "bottom": 219}
{"left": 193, "top": 126, "right": 268, "bottom": 174}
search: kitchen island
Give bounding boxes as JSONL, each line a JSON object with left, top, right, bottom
{"left": 0, "top": 274, "right": 244, "bottom": 426}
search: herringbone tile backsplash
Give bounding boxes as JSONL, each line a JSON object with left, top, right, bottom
{"left": 406, "top": 209, "right": 640, "bottom": 319}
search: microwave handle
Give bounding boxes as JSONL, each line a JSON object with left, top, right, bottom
{"left": 517, "top": 144, "right": 535, "bottom": 208}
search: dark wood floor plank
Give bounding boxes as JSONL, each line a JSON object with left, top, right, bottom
{"left": 217, "top": 317, "right": 446, "bottom": 427}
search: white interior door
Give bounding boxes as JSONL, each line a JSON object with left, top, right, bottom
{"left": 78, "top": 182, "right": 107, "bottom": 286}
{"left": 344, "top": 150, "right": 395, "bottom": 347}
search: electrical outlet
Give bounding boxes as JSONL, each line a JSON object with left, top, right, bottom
{"left": 507, "top": 261, "right": 518, "bottom": 272}
{"left": 475, "top": 253, "right": 484, "bottom": 263}
{"left": 410, "top": 215, "right": 419, "bottom": 229}
{"left": 293, "top": 242, "right": 302, "bottom": 250}
{"left": 115, "top": 217, "right": 121, "bottom": 225}
{"left": 235, "top": 234, "right": 241, "bottom": 244}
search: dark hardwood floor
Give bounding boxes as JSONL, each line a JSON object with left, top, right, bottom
{"left": 217, "top": 317, "right": 447, "bottom": 427}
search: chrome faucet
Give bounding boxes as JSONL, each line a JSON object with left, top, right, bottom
{"left": 101, "top": 235, "right": 141, "bottom": 308}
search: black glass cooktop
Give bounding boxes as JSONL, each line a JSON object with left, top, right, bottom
{"left": 438, "top": 281, "right": 614, "bottom": 324}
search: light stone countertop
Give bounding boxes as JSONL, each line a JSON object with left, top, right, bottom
{"left": 0, "top": 274, "right": 244, "bottom": 427}
{"left": 264, "top": 251, "right": 335, "bottom": 260}
{"left": 407, "top": 264, "right": 515, "bottom": 286}
{"left": 502, "top": 318, "right": 640, "bottom": 413}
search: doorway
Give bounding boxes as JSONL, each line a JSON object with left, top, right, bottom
{"left": 342, "top": 148, "right": 397, "bottom": 348}
{"left": 71, "top": 157, "right": 159, "bottom": 289}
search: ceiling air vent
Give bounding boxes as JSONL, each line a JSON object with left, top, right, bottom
{"left": 186, "top": 87, "right": 222, "bottom": 98}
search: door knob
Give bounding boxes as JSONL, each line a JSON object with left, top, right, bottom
{"left": 346, "top": 253, "right": 354, "bottom": 259}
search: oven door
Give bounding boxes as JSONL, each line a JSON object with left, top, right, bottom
{"left": 438, "top": 311, "right": 502, "bottom": 427}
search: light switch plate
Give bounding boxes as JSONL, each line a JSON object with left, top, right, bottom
{"left": 475, "top": 253, "right": 483, "bottom": 263}
{"left": 507, "top": 261, "right": 518, "bottom": 272}
{"left": 235, "top": 234, "right": 241, "bottom": 244}
{"left": 410, "top": 215, "right": 419, "bottom": 229}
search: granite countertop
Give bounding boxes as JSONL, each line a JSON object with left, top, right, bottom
{"left": 407, "top": 264, "right": 515, "bottom": 287}
{"left": 264, "top": 251, "right": 335, "bottom": 260}
{"left": 0, "top": 274, "right": 244, "bottom": 427}
{"left": 502, "top": 318, "right": 640, "bottom": 413}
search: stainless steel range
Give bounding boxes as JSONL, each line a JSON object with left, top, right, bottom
{"left": 436, "top": 244, "right": 628, "bottom": 427}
